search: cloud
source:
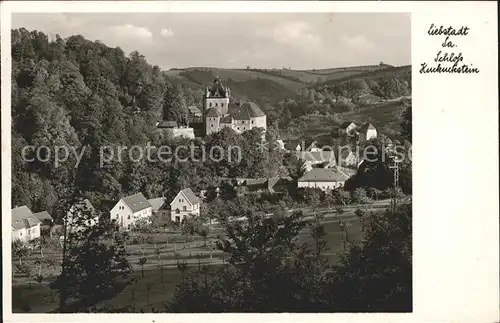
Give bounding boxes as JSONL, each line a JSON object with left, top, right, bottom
{"left": 106, "top": 24, "right": 153, "bottom": 41}
{"left": 270, "top": 21, "right": 321, "bottom": 48}
{"left": 160, "top": 28, "right": 174, "bottom": 38}
{"left": 339, "top": 34, "right": 377, "bottom": 51}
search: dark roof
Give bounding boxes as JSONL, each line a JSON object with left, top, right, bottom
{"left": 298, "top": 168, "right": 350, "bottom": 182}
{"left": 148, "top": 197, "right": 167, "bottom": 212}
{"left": 245, "top": 178, "right": 268, "bottom": 186}
{"left": 229, "top": 101, "right": 265, "bottom": 120}
{"left": 286, "top": 139, "right": 304, "bottom": 151}
{"left": 158, "top": 120, "right": 178, "bottom": 128}
{"left": 12, "top": 206, "right": 41, "bottom": 230}
{"left": 206, "top": 108, "right": 221, "bottom": 118}
{"left": 241, "top": 102, "right": 266, "bottom": 117}
{"left": 220, "top": 115, "right": 233, "bottom": 124}
{"left": 358, "top": 122, "right": 376, "bottom": 133}
{"left": 178, "top": 188, "right": 200, "bottom": 205}
{"left": 121, "top": 193, "right": 152, "bottom": 213}
{"left": 227, "top": 102, "right": 241, "bottom": 114}
{"left": 208, "top": 77, "right": 227, "bottom": 97}
{"left": 33, "top": 211, "right": 53, "bottom": 222}
{"left": 230, "top": 105, "right": 251, "bottom": 120}
{"left": 295, "top": 151, "right": 336, "bottom": 163}
{"left": 339, "top": 121, "right": 357, "bottom": 129}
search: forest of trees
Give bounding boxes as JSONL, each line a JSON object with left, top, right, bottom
{"left": 10, "top": 29, "right": 284, "bottom": 222}
{"left": 266, "top": 67, "right": 411, "bottom": 129}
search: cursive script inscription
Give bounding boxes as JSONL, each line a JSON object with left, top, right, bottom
{"left": 420, "top": 24, "right": 479, "bottom": 74}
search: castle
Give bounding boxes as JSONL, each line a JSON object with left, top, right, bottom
{"left": 203, "top": 77, "right": 267, "bottom": 135}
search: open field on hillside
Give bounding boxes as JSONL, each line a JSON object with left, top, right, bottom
{"left": 165, "top": 64, "right": 394, "bottom": 90}
{"left": 166, "top": 68, "right": 305, "bottom": 90}
{"left": 281, "top": 98, "right": 410, "bottom": 144}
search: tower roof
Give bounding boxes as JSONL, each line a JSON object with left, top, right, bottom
{"left": 208, "top": 77, "right": 228, "bottom": 98}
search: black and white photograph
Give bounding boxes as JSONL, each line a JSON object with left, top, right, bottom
{"left": 1, "top": 1, "right": 497, "bottom": 321}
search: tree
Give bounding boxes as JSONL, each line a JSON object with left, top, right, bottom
{"left": 169, "top": 209, "right": 330, "bottom": 312}
{"left": 197, "top": 226, "right": 210, "bottom": 246}
{"left": 51, "top": 201, "right": 131, "bottom": 311}
{"left": 400, "top": 103, "right": 412, "bottom": 143}
{"left": 352, "top": 187, "right": 371, "bottom": 204}
{"left": 138, "top": 256, "right": 147, "bottom": 278}
{"left": 354, "top": 208, "right": 365, "bottom": 231}
{"left": 12, "top": 240, "right": 30, "bottom": 266}
{"left": 328, "top": 204, "right": 412, "bottom": 312}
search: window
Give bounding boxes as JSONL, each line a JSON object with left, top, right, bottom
{"left": 128, "top": 215, "right": 131, "bottom": 219}
{"left": 127, "top": 224, "right": 131, "bottom": 230}
{"left": 221, "top": 103, "right": 224, "bottom": 107}
{"left": 183, "top": 206, "right": 187, "bottom": 211}
{"left": 20, "top": 232, "right": 22, "bottom": 236}
{"left": 209, "top": 103, "right": 212, "bottom": 107}
{"left": 215, "top": 103, "right": 218, "bottom": 107}
{"left": 252, "top": 120, "right": 255, "bottom": 124}
{"left": 237, "top": 127, "right": 240, "bottom": 130}
{"left": 176, "top": 208, "right": 180, "bottom": 214}
{"left": 211, "top": 124, "right": 213, "bottom": 127}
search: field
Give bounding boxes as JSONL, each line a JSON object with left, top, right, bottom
{"left": 165, "top": 64, "right": 394, "bottom": 91}
{"left": 11, "top": 208, "right": 374, "bottom": 313}
{"left": 282, "top": 97, "right": 411, "bottom": 144}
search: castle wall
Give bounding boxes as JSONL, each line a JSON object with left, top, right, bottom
{"left": 252, "top": 116, "right": 267, "bottom": 131}
{"left": 206, "top": 117, "right": 220, "bottom": 135}
{"left": 204, "top": 98, "right": 229, "bottom": 115}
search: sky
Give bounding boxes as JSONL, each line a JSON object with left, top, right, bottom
{"left": 12, "top": 12, "right": 411, "bottom": 70}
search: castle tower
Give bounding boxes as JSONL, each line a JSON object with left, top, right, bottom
{"left": 203, "top": 77, "right": 230, "bottom": 116}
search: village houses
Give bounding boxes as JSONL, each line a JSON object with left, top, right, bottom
{"left": 338, "top": 121, "right": 358, "bottom": 137}
{"left": 337, "top": 148, "right": 358, "bottom": 168}
{"left": 170, "top": 188, "right": 201, "bottom": 223}
{"left": 358, "top": 122, "right": 378, "bottom": 142}
{"left": 110, "top": 193, "right": 153, "bottom": 230}
{"left": 297, "top": 168, "right": 350, "bottom": 192}
{"left": 11, "top": 206, "right": 41, "bottom": 242}
{"left": 148, "top": 197, "right": 169, "bottom": 217}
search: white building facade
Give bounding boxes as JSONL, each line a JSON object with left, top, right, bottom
{"left": 110, "top": 193, "right": 152, "bottom": 230}
{"left": 12, "top": 206, "right": 41, "bottom": 242}
{"left": 170, "top": 188, "right": 201, "bottom": 222}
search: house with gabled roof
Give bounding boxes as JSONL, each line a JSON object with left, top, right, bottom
{"left": 12, "top": 205, "right": 41, "bottom": 242}
{"left": 358, "top": 122, "right": 377, "bottom": 142}
{"left": 338, "top": 121, "right": 358, "bottom": 137}
{"left": 148, "top": 197, "right": 169, "bottom": 217}
{"left": 337, "top": 148, "right": 358, "bottom": 168}
{"left": 110, "top": 193, "right": 152, "bottom": 230}
{"left": 170, "top": 188, "right": 201, "bottom": 223}
{"left": 295, "top": 150, "right": 337, "bottom": 168}
{"left": 33, "top": 211, "right": 53, "bottom": 224}
{"left": 297, "top": 167, "right": 350, "bottom": 192}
